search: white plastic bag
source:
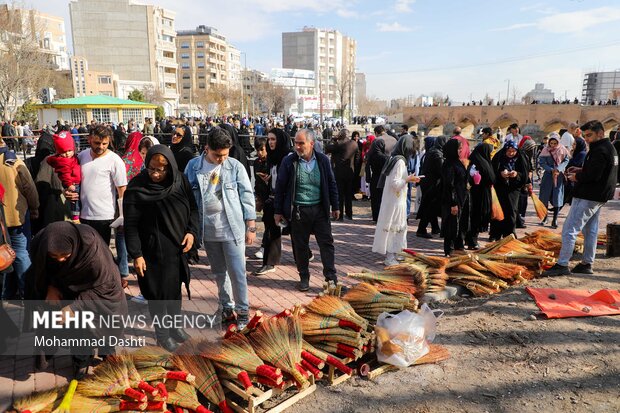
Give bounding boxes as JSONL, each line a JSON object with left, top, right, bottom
{"left": 375, "top": 304, "right": 441, "bottom": 367}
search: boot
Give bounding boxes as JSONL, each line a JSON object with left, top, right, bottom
{"left": 551, "top": 209, "right": 559, "bottom": 229}
{"left": 156, "top": 326, "right": 178, "bottom": 352}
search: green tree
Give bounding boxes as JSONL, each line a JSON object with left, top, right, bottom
{"left": 127, "top": 89, "right": 145, "bottom": 102}
{"left": 155, "top": 106, "right": 165, "bottom": 119}
{"left": 15, "top": 100, "right": 38, "bottom": 125}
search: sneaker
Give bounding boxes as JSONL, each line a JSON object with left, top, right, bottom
{"left": 254, "top": 265, "right": 275, "bottom": 276}
{"left": 571, "top": 262, "right": 594, "bottom": 275}
{"left": 541, "top": 264, "right": 571, "bottom": 277}
{"left": 221, "top": 308, "right": 236, "bottom": 323}
{"left": 254, "top": 248, "right": 264, "bottom": 259}
{"left": 298, "top": 279, "right": 310, "bottom": 292}
{"left": 236, "top": 313, "right": 249, "bottom": 331}
{"left": 384, "top": 257, "right": 399, "bottom": 267}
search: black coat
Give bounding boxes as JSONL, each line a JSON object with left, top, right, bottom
{"left": 573, "top": 138, "right": 618, "bottom": 202}
{"left": 416, "top": 140, "right": 446, "bottom": 219}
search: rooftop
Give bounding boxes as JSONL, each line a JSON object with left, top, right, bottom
{"left": 36, "top": 95, "right": 159, "bottom": 108}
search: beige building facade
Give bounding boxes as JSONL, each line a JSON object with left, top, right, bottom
{"left": 69, "top": 0, "right": 178, "bottom": 114}
{"left": 176, "top": 25, "right": 241, "bottom": 111}
{"left": 282, "top": 27, "right": 356, "bottom": 115}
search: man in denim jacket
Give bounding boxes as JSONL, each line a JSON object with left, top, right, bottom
{"left": 185, "top": 128, "right": 256, "bottom": 329}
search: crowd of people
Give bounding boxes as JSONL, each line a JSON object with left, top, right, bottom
{"left": 0, "top": 113, "right": 617, "bottom": 378}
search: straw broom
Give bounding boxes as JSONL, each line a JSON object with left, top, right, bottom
{"left": 172, "top": 340, "right": 233, "bottom": 413}
{"left": 413, "top": 344, "right": 450, "bottom": 365}
{"left": 301, "top": 340, "right": 353, "bottom": 375}
{"left": 131, "top": 346, "right": 174, "bottom": 369}
{"left": 136, "top": 366, "right": 195, "bottom": 383}
{"left": 200, "top": 332, "right": 283, "bottom": 384}
{"left": 490, "top": 186, "right": 504, "bottom": 221}
{"left": 166, "top": 380, "right": 212, "bottom": 413}
{"left": 346, "top": 264, "right": 428, "bottom": 298}
{"left": 11, "top": 386, "right": 63, "bottom": 413}
{"left": 54, "top": 379, "right": 78, "bottom": 413}
{"left": 479, "top": 259, "right": 526, "bottom": 281}
{"left": 212, "top": 362, "right": 253, "bottom": 392}
{"left": 112, "top": 353, "right": 159, "bottom": 397}
{"left": 529, "top": 190, "right": 547, "bottom": 220}
{"left": 68, "top": 395, "right": 148, "bottom": 412}
{"left": 248, "top": 315, "right": 309, "bottom": 389}
{"left": 304, "top": 296, "right": 368, "bottom": 331}
{"left": 343, "top": 283, "right": 410, "bottom": 306}
{"left": 77, "top": 356, "right": 146, "bottom": 402}
{"left": 302, "top": 327, "right": 361, "bottom": 339}
{"left": 401, "top": 249, "right": 448, "bottom": 268}
{"left": 300, "top": 312, "right": 362, "bottom": 332}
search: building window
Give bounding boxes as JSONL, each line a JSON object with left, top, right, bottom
{"left": 121, "top": 108, "right": 143, "bottom": 123}
{"left": 198, "top": 73, "right": 205, "bottom": 79}
{"left": 182, "top": 73, "right": 190, "bottom": 79}
{"left": 199, "top": 83, "right": 205, "bottom": 89}
{"left": 197, "top": 52, "right": 204, "bottom": 58}
{"left": 181, "top": 53, "right": 189, "bottom": 59}
{"left": 197, "top": 62, "right": 205, "bottom": 68}
{"left": 98, "top": 75, "right": 112, "bottom": 84}
{"left": 181, "top": 63, "right": 190, "bottom": 69}
{"left": 196, "top": 41, "right": 204, "bottom": 48}
{"left": 183, "top": 83, "right": 191, "bottom": 90}
{"left": 91, "top": 108, "right": 111, "bottom": 123}
{"left": 181, "top": 42, "right": 190, "bottom": 49}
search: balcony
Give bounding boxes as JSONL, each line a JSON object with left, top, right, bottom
{"left": 163, "top": 73, "right": 177, "bottom": 83}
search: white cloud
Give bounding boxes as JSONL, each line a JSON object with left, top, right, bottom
{"left": 520, "top": 3, "right": 556, "bottom": 14}
{"left": 490, "top": 23, "right": 537, "bottom": 32}
{"left": 336, "top": 8, "right": 359, "bottom": 18}
{"left": 394, "top": 0, "right": 415, "bottom": 13}
{"left": 376, "top": 22, "right": 412, "bottom": 32}
{"left": 538, "top": 7, "right": 620, "bottom": 33}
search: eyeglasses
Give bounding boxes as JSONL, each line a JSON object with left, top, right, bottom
{"left": 147, "top": 167, "right": 167, "bottom": 175}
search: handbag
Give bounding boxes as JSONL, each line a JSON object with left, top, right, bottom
{"left": 0, "top": 217, "right": 16, "bottom": 271}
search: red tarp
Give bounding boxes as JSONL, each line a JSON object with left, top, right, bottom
{"left": 525, "top": 287, "right": 620, "bottom": 319}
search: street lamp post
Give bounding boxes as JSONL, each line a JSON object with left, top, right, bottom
{"left": 240, "top": 52, "right": 247, "bottom": 116}
{"left": 505, "top": 79, "right": 510, "bottom": 104}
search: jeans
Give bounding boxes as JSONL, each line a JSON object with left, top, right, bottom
{"left": 2, "top": 226, "right": 31, "bottom": 299}
{"left": 115, "top": 229, "right": 129, "bottom": 277}
{"left": 557, "top": 197, "right": 604, "bottom": 266}
{"left": 406, "top": 182, "right": 413, "bottom": 216}
{"left": 204, "top": 240, "right": 249, "bottom": 314}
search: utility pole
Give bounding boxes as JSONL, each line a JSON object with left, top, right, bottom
{"left": 505, "top": 79, "right": 510, "bottom": 104}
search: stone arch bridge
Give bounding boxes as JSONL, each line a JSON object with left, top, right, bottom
{"left": 401, "top": 104, "right": 620, "bottom": 140}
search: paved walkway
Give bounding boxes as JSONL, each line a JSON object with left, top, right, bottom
{"left": 1, "top": 195, "right": 618, "bottom": 410}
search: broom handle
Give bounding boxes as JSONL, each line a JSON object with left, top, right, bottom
{"left": 301, "top": 360, "right": 323, "bottom": 379}
{"left": 156, "top": 382, "right": 168, "bottom": 400}
{"left": 218, "top": 400, "right": 234, "bottom": 413}
{"left": 237, "top": 371, "right": 253, "bottom": 390}
{"left": 325, "top": 355, "right": 353, "bottom": 375}
{"left": 166, "top": 371, "right": 192, "bottom": 382}
{"left": 138, "top": 380, "right": 158, "bottom": 395}
{"left": 57, "top": 379, "right": 78, "bottom": 412}
{"left": 119, "top": 399, "right": 147, "bottom": 410}
{"left": 338, "top": 319, "right": 362, "bottom": 331}
{"left": 124, "top": 387, "right": 147, "bottom": 401}
{"left": 255, "top": 364, "right": 283, "bottom": 381}
{"left": 195, "top": 405, "right": 215, "bottom": 413}
{"left": 301, "top": 351, "right": 325, "bottom": 368}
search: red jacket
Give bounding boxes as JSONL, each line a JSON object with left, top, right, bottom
{"left": 47, "top": 155, "right": 81, "bottom": 188}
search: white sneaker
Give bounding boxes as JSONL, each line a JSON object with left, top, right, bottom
{"left": 254, "top": 248, "right": 264, "bottom": 259}
{"left": 384, "top": 258, "right": 399, "bottom": 266}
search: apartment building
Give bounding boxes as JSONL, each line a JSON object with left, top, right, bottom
{"left": 282, "top": 27, "right": 356, "bottom": 116}
{"left": 70, "top": 0, "right": 179, "bottom": 114}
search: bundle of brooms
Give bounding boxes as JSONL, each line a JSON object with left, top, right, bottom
{"left": 302, "top": 296, "right": 373, "bottom": 360}
{"left": 342, "top": 282, "right": 416, "bottom": 323}
{"left": 11, "top": 385, "right": 64, "bottom": 413}
{"left": 172, "top": 340, "right": 233, "bottom": 413}
{"left": 247, "top": 312, "right": 310, "bottom": 389}
{"left": 165, "top": 380, "right": 212, "bottom": 413}
{"left": 200, "top": 331, "right": 284, "bottom": 391}
{"left": 77, "top": 354, "right": 147, "bottom": 402}
{"left": 519, "top": 229, "right": 583, "bottom": 256}
{"left": 346, "top": 263, "right": 430, "bottom": 299}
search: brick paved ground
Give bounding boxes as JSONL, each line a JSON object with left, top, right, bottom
{"left": 1, "top": 194, "right": 618, "bottom": 410}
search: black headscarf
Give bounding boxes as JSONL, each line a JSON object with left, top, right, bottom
{"left": 266, "top": 127, "right": 292, "bottom": 168}
{"left": 468, "top": 143, "right": 496, "bottom": 184}
{"left": 26, "top": 130, "right": 55, "bottom": 178}
{"left": 423, "top": 136, "right": 436, "bottom": 151}
{"left": 218, "top": 124, "right": 250, "bottom": 175}
{"left": 170, "top": 127, "right": 195, "bottom": 172}
{"left": 377, "top": 135, "right": 416, "bottom": 189}
{"left": 26, "top": 222, "right": 120, "bottom": 300}
{"left": 443, "top": 138, "right": 461, "bottom": 163}
{"left": 124, "top": 145, "right": 194, "bottom": 244}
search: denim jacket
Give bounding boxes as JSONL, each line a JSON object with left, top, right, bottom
{"left": 185, "top": 154, "right": 256, "bottom": 245}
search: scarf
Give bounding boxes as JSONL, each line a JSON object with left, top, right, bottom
{"left": 468, "top": 143, "right": 495, "bottom": 184}
{"left": 377, "top": 135, "right": 416, "bottom": 189}
{"left": 122, "top": 131, "right": 145, "bottom": 181}
{"left": 500, "top": 140, "right": 519, "bottom": 171}
{"left": 539, "top": 137, "right": 570, "bottom": 166}
{"left": 266, "top": 127, "right": 292, "bottom": 168}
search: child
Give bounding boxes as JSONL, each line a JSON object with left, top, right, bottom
{"left": 47, "top": 131, "right": 81, "bottom": 223}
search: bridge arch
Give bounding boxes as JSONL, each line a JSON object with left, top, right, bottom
{"left": 542, "top": 119, "right": 568, "bottom": 134}
{"left": 425, "top": 115, "right": 445, "bottom": 136}
{"left": 457, "top": 113, "right": 478, "bottom": 138}
{"left": 601, "top": 115, "right": 620, "bottom": 136}
{"left": 491, "top": 113, "right": 519, "bottom": 136}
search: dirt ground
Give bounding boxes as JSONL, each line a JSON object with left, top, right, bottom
{"left": 289, "top": 251, "right": 620, "bottom": 413}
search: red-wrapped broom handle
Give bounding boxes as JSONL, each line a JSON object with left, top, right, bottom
{"left": 146, "top": 401, "right": 166, "bottom": 410}
{"left": 156, "top": 382, "right": 168, "bottom": 400}
{"left": 334, "top": 347, "right": 356, "bottom": 359}
{"left": 138, "top": 380, "right": 158, "bottom": 396}
{"left": 256, "top": 376, "right": 287, "bottom": 390}
{"left": 123, "top": 387, "right": 147, "bottom": 402}
{"left": 273, "top": 309, "right": 292, "bottom": 318}
{"left": 237, "top": 371, "right": 253, "bottom": 390}
{"left": 326, "top": 355, "right": 354, "bottom": 375}
{"left": 243, "top": 312, "right": 263, "bottom": 331}
{"left": 224, "top": 324, "right": 237, "bottom": 339}
{"left": 295, "top": 363, "right": 309, "bottom": 379}
{"left": 166, "top": 371, "right": 195, "bottom": 382}
{"left": 118, "top": 400, "right": 148, "bottom": 410}
{"left": 402, "top": 248, "right": 417, "bottom": 256}
{"left": 218, "top": 400, "right": 234, "bottom": 413}
{"left": 301, "top": 359, "right": 323, "bottom": 379}
{"left": 195, "top": 405, "right": 214, "bottom": 413}
{"left": 255, "top": 364, "right": 283, "bottom": 382}
{"left": 338, "top": 319, "right": 362, "bottom": 332}
{"left": 174, "top": 407, "right": 185, "bottom": 413}
{"left": 301, "top": 351, "right": 325, "bottom": 369}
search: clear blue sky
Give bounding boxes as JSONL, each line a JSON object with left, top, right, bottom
{"left": 22, "top": 0, "right": 620, "bottom": 102}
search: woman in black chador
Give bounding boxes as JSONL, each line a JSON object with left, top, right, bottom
{"left": 416, "top": 136, "right": 448, "bottom": 238}
{"left": 440, "top": 139, "right": 469, "bottom": 256}
{"left": 124, "top": 145, "right": 198, "bottom": 352}
{"left": 465, "top": 143, "right": 496, "bottom": 249}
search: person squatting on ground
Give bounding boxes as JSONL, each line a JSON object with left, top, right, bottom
{"left": 543, "top": 120, "right": 619, "bottom": 277}
{"left": 274, "top": 128, "right": 339, "bottom": 292}
{"left": 185, "top": 128, "right": 256, "bottom": 329}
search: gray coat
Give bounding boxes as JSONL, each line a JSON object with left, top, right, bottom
{"left": 538, "top": 155, "right": 569, "bottom": 207}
